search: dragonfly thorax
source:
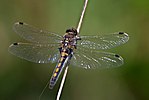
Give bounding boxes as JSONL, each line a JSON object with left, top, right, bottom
{"left": 61, "top": 28, "right": 81, "bottom": 49}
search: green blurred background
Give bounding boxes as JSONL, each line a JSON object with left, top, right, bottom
{"left": 0, "top": 0, "right": 149, "bottom": 100}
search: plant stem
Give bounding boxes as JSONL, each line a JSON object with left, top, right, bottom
{"left": 56, "top": 66, "right": 69, "bottom": 100}
{"left": 56, "top": 0, "right": 89, "bottom": 100}
{"left": 77, "top": 0, "right": 88, "bottom": 33}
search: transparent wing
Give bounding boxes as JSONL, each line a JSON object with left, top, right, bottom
{"left": 13, "top": 22, "right": 62, "bottom": 43}
{"left": 71, "top": 48, "right": 123, "bottom": 69}
{"left": 8, "top": 42, "right": 60, "bottom": 63}
{"left": 77, "top": 32, "right": 129, "bottom": 50}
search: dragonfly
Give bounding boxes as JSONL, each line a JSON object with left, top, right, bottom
{"left": 8, "top": 22, "right": 129, "bottom": 89}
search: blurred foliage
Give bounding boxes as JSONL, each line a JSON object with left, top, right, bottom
{"left": 0, "top": 0, "right": 149, "bottom": 100}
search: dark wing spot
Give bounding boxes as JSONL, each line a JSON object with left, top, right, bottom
{"left": 19, "top": 22, "right": 23, "bottom": 25}
{"left": 115, "top": 54, "right": 120, "bottom": 58}
{"left": 13, "top": 43, "right": 18, "bottom": 45}
{"left": 119, "top": 32, "right": 124, "bottom": 34}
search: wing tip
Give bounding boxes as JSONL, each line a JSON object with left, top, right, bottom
{"left": 13, "top": 42, "right": 19, "bottom": 45}
{"left": 115, "top": 54, "right": 124, "bottom": 65}
{"left": 118, "top": 32, "right": 129, "bottom": 37}
{"left": 118, "top": 32, "right": 129, "bottom": 42}
{"left": 118, "top": 32, "right": 128, "bottom": 36}
{"left": 8, "top": 42, "right": 18, "bottom": 47}
{"left": 13, "top": 22, "right": 25, "bottom": 30}
{"left": 14, "top": 22, "right": 25, "bottom": 25}
{"left": 18, "top": 22, "right": 24, "bottom": 25}
{"left": 115, "top": 54, "right": 120, "bottom": 58}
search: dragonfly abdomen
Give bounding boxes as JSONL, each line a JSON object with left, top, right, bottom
{"left": 49, "top": 48, "right": 72, "bottom": 89}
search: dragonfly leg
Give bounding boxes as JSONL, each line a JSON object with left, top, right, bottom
{"left": 58, "top": 47, "right": 62, "bottom": 53}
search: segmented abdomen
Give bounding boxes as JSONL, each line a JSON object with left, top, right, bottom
{"left": 49, "top": 48, "right": 72, "bottom": 89}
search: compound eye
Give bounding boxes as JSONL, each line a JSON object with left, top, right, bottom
{"left": 66, "top": 28, "right": 78, "bottom": 34}
{"left": 66, "top": 29, "right": 72, "bottom": 33}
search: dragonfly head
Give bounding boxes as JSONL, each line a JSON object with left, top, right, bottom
{"left": 66, "top": 28, "right": 78, "bottom": 36}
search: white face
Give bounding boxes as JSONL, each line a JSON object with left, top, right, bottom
{"left": 68, "top": 32, "right": 75, "bottom": 35}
